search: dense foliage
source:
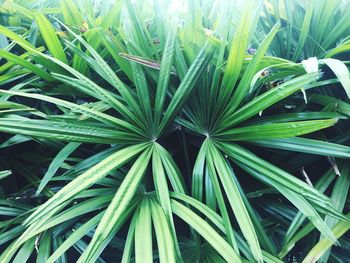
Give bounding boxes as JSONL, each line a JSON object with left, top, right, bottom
{"left": 0, "top": 0, "right": 350, "bottom": 262}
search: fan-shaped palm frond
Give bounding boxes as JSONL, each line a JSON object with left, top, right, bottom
{"left": 0, "top": 0, "right": 350, "bottom": 262}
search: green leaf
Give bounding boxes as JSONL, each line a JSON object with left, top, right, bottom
{"left": 0, "top": 70, "right": 30, "bottom": 85}
{"left": 150, "top": 199, "right": 176, "bottom": 263}
{"left": 152, "top": 145, "right": 172, "bottom": 217}
{"left": 204, "top": 142, "right": 239, "bottom": 252}
{"left": 310, "top": 93, "right": 350, "bottom": 117}
{"left": 249, "top": 137, "right": 350, "bottom": 158}
{"left": 0, "top": 25, "right": 36, "bottom": 50}
{"left": 36, "top": 142, "right": 80, "bottom": 195}
{"left": 12, "top": 237, "right": 35, "bottom": 263}
{"left": 50, "top": 72, "right": 146, "bottom": 135}
{"left": 319, "top": 164, "right": 350, "bottom": 262}
{"left": 0, "top": 118, "right": 141, "bottom": 144}
{"left": 152, "top": 144, "right": 181, "bottom": 259}
{"left": 192, "top": 143, "right": 206, "bottom": 202}
{"left": 170, "top": 192, "right": 281, "bottom": 263}
{"left": 57, "top": 21, "right": 143, "bottom": 118}
{"left": 219, "top": 0, "right": 259, "bottom": 106}
{"left": 171, "top": 199, "right": 241, "bottom": 263}
{"left": 207, "top": 141, "right": 262, "bottom": 262}
{"left": 135, "top": 198, "right": 153, "bottom": 263}
{"left": 325, "top": 41, "right": 350, "bottom": 58}
{"left": 215, "top": 119, "right": 337, "bottom": 140}
{"left": 219, "top": 73, "right": 320, "bottom": 130}
{"left": 217, "top": 142, "right": 345, "bottom": 227}
{"left": 47, "top": 213, "right": 103, "bottom": 263}
{"left": 228, "top": 21, "right": 280, "bottom": 112}
{"left": 36, "top": 230, "right": 52, "bottom": 263}
{"left": 121, "top": 213, "right": 137, "bottom": 263}
{"left": 320, "top": 58, "right": 350, "bottom": 98}
{"left": 0, "top": 170, "right": 12, "bottom": 180}
{"left": 100, "top": 32, "right": 134, "bottom": 81}
{"left": 279, "top": 185, "right": 338, "bottom": 244}
{"left": 59, "top": 0, "right": 83, "bottom": 27}
{"left": 280, "top": 169, "right": 337, "bottom": 258}
{"left": 77, "top": 146, "right": 152, "bottom": 262}
{"left": 158, "top": 41, "right": 216, "bottom": 136}
{"left": 248, "top": 112, "right": 343, "bottom": 124}
{"left": 229, "top": 168, "right": 277, "bottom": 255}
{"left": 303, "top": 213, "right": 350, "bottom": 263}
{"left": 0, "top": 49, "right": 54, "bottom": 81}
{"left": 34, "top": 13, "right": 68, "bottom": 64}
{"left": 292, "top": 1, "right": 315, "bottom": 61}
{"left": 157, "top": 144, "right": 187, "bottom": 194}
{"left": 154, "top": 22, "right": 177, "bottom": 130}
{"left": 23, "top": 144, "right": 147, "bottom": 229}
{"left": 130, "top": 61, "right": 153, "bottom": 129}
{"left": 0, "top": 89, "right": 139, "bottom": 133}
{"left": 2, "top": 195, "right": 112, "bottom": 261}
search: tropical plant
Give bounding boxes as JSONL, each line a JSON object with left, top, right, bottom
{"left": 0, "top": 0, "right": 350, "bottom": 262}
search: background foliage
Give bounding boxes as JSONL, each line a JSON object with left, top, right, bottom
{"left": 0, "top": 0, "right": 350, "bottom": 262}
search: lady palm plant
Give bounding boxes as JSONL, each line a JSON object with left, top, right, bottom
{"left": 0, "top": 0, "right": 350, "bottom": 262}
